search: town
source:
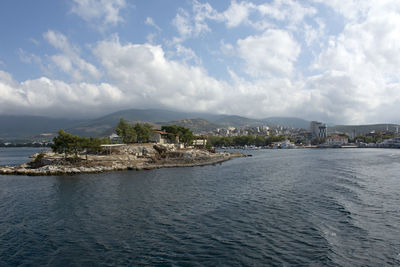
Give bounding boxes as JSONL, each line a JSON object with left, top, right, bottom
{"left": 2, "top": 118, "right": 400, "bottom": 149}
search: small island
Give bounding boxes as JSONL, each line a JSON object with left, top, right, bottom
{"left": 0, "top": 120, "right": 246, "bottom": 176}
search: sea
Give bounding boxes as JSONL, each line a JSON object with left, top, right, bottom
{"left": 0, "top": 147, "right": 400, "bottom": 266}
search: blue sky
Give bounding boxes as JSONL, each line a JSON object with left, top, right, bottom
{"left": 1, "top": 0, "right": 400, "bottom": 124}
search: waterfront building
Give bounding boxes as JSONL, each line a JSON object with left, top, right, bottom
{"left": 325, "top": 136, "right": 348, "bottom": 146}
{"left": 310, "top": 121, "right": 327, "bottom": 139}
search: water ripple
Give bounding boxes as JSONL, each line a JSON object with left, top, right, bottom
{"left": 1, "top": 148, "right": 400, "bottom": 265}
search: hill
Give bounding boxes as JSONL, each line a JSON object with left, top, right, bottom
{"left": 0, "top": 115, "right": 82, "bottom": 140}
{"left": 262, "top": 117, "right": 310, "bottom": 129}
{"left": 328, "top": 124, "right": 400, "bottom": 135}
{"left": 214, "top": 115, "right": 264, "bottom": 127}
{"left": 162, "top": 118, "right": 220, "bottom": 133}
{"left": 0, "top": 108, "right": 314, "bottom": 140}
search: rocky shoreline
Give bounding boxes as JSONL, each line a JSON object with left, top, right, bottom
{"left": 0, "top": 144, "right": 247, "bottom": 176}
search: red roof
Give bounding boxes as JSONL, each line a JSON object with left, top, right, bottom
{"left": 153, "top": 130, "right": 168, "bottom": 135}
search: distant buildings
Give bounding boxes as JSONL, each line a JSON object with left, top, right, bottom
{"left": 310, "top": 121, "right": 327, "bottom": 139}
{"left": 325, "top": 136, "right": 348, "bottom": 146}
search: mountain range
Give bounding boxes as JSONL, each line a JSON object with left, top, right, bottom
{"left": 0, "top": 109, "right": 310, "bottom": 141}
{"left": 1, "top": 108, "right": 398, "bottom": 142}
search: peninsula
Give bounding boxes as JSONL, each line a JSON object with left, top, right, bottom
{"left": 0, "top": 143, "right": 246, "bottom": 176}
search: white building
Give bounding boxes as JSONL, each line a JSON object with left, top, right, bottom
{"left": 325, "top": 136, "right": 348, "bottom": 146}
{"left": 150, "top": 130, "right": 169, "bottom": 144}
{"left": 310, "top": 121, "right": 327, "bottom": 139}
{"left": 109, "top": 133, "right": 122, "bottom": 143}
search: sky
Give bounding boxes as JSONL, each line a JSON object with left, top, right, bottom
{"left": 0, "top": 0, "right": 400, "bottom": 124}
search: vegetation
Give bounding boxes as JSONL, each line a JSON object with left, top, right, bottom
{"left": 115, "top": 119, "right": 153, "bottom": 144}
{"left": 115, "top": 119, "right": 137, "bottom": 143}
{"left": 161, "top": 125, "right": 194, "bottom": 146}
{"left": 355, "top": 134, "right": 396, "bottom": 144}
{"left": 134, "top": 123, "right": 153, "bottom": 143}
{"left": 208, "top": 135, "right": 286, "bottom": 147}
{"left": 28, "top": 152, "right": 46, "bottom": 168}
{"left": 52, "top": 130, "right": 109, "bottom": 158}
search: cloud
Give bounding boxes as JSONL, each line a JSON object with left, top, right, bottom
{"left": 237, "top": 29, "right": 301, "bottom": 77}
{"left": 92, "top": 35, "right": 227, "bottom": 111}
{"left": 4, "top": 0, "right": 400, "bottom": 125}
{"left": 43, "top": 30, "right": 101, "bottom": 81}
{"left": 222, "top": 0, "right": 254, "bottom": 28}
{"left": 70, "top": 0, "right": 127, "bottom": 27}
{"left": 145, "top": 17, "right": 161, "bottom": 31}
{"left": 173, "top": 0, "right": 317, "bottom": 39}
{"left": 308, "top": 1, "right": 400, "bottom": 123}
{"left": 172, "top": 0, "right": 222, "bottom": 42}
{"left": 0, "top": 70, "right": 123, "bottom": 117}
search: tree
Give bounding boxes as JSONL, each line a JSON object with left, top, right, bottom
{"left": 161, "top": 125, "right": 194, "bottom": 146}
{"left": 52, "top": 130, "right": 75, "bottom": 158}
{"left": 52, "top": 130, "right": 106, "bottom": 159}
{"left": 134, "top": 123, "right": 153, "bottom": 143}
{"left": 116, "top": 119, "right": 136, "bottom": 143}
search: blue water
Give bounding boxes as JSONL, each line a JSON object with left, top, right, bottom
{"left": 1, "top": 148, "right": 400, "bottom": 266}
{"left": 0, "top": 147, "right": 46, "bottom": 166}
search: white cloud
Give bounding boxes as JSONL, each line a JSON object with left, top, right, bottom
{"left": 29, "top": 38, "right": 40, "bottom": 46}
{"left": 237, "top": 29, "right": 300, "bottom": 77}
{"left": 70, "top": 0, "right": 127, "bottom": 27}
{"left": 92, "top": 35, "right": 227, "bottom": 111}
{"left": 5, "top": 0, "right": 400, "bottom": 125}
{"left": 174, "top": 44, "right": 201, "bottom": 65}
{"left": 172, "top": 2, "right": 217, "bottom": 42}
{"left": 172, "top": 0, "right": 317, "bottom": 42}
{"left": 220, "top": 40, "right": 235, "bottom": 56}
{"left": 18, "top": 49, "right": 42, "bottom": 65}
{"left": 0, "top": 70, "right": 123, "bottom": 117}
{"left": 307, "top": 1, "right": 400, "bottom": 123}
{"left": 43, "top": 30, "right": 101, "bottom": 81}
{"left": 145, "top": 17, "right": 161, "bottom": 31}
{"left": 222, "top": 1, "right": 254, "bottom": 28}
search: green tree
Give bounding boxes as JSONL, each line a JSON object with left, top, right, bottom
{"left": 52, "top": 130, "right": 75, "bottom": 158}
{"left": 52, "top": 130, "right": 106, "bottom": 159}
{"left": 116, "top": 119, "right": 136, "bottom": 143}
{"left": 134, "top": 123, "right": 153, "bottom": 143}
{"left": 161, "top": 125, "right": 194, "bottom": 146}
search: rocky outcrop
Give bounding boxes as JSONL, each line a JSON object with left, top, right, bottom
{"left": 0, "top": 144, "right": 246, "bottom": 176}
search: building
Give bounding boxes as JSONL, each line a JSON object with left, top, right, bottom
{"left": 193, "top": 139, "right": 207, "bottom": 147}
{"left": 325, "top": 135, "right": 348, "bottom": 146}
{"left": 379, "top": 137, "right": 400, "bottom": 148}
{"left": 109, "top": 133, "right": 122, "bottom": 143}
{"left": 150, "top": 130, "right": 169, "bottom": 144}
{"left": 310, "top": 121, "right": 327, "bottom": 139}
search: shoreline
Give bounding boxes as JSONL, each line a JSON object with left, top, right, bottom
{"left": 0, "top": 144, "right": 247, "bottom": 176}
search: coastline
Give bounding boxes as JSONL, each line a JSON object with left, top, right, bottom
{"left": 0, "top": 144, "right": 247, "bottom": 176}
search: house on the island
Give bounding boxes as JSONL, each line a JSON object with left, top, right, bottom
{"left": 109, "top": 133, "right": 122, "bottom": 143}
{"left": 325, "top": 135, "right": 348, "bottom": 146}
{"left": 150, "top": 130, "right": 169, "bottom": 144}
{"left": 193, "top": 136, "right": 207, "bottom": 148}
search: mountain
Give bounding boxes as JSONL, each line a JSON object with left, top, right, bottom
{"left": 214, "top": 115, "right": 264, "bottom": 127}
{"left": 67, "top": 109, "right": 221, "bottom": 136}
{"left": 328, "top": 124, "right": 400, "bottom": 135}
{"left": 162, "top": 118, "right": 220, "bottom": 133}
{"left": 0, "top": 109, "right": 314, "bottom": 140}
{"left": 0, "top": 115, "right": 82, "bottom": 140}
{"left": 262, "top": 117, "right": 310, "bottom": 129}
